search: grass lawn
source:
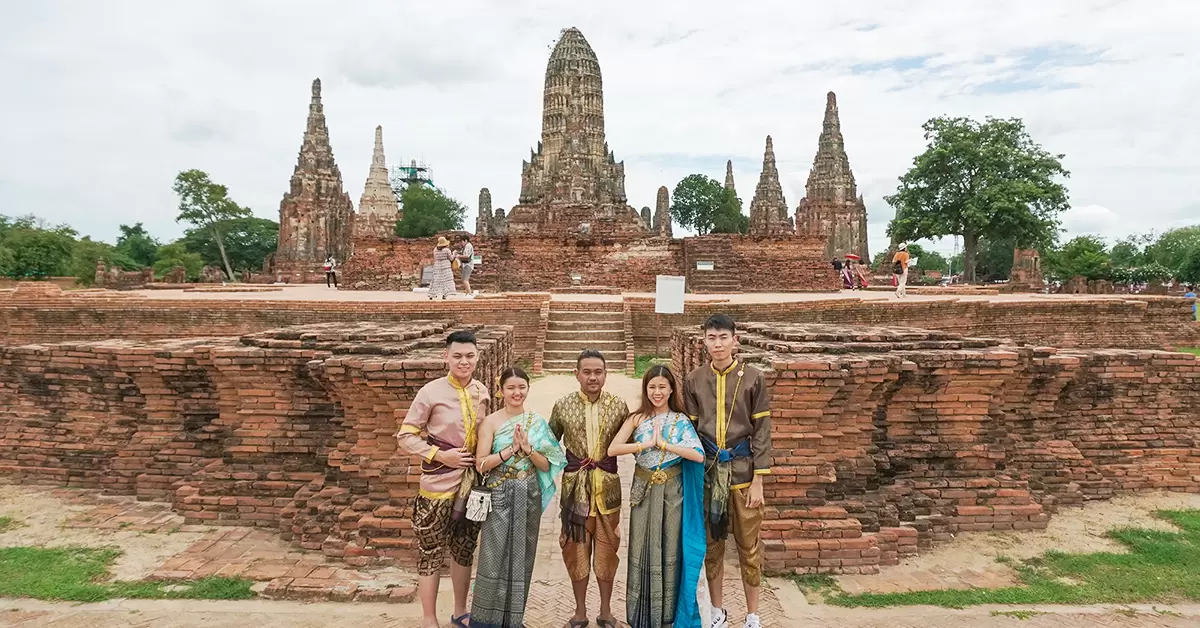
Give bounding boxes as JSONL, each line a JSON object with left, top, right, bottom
{"left": 633, "top": 354, "right": 671, "bottom": 378}
{"left": 793, "top": 509, "right": 1200, "bottom": 608}
{"left": 0, "top": 546, "right": 254, "bottom": 602}
{"left": 1179, "top": 347, "right": 1200, "bottom": 356}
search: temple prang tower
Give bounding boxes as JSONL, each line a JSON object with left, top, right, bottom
{"left": 505, "top": 27, "right": 646, "bottom": 237}
{"left": 795, "top": 91, "right": 869, "bottom": 261}
{"left": 355, "top": 125, "right": 400, "bottom": 239}
{"left": 747, "top": 136, "right": 795, "bottom": 236}
{"left": 275, "top": 78, "right": 355, "bottom": 276}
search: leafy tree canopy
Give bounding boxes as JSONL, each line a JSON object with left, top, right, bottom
{"left": 394, "top": 185, "right": 466, "bottom": 238}
{"left": 115, "top": 223, "right": 160, "bottom": 268}
{"left": 172, "top": 169, "right": 252, "bottom": 279}
{"left": 670, "top": 174, "right": 738, "bottom": 236}
{"left": 1044, "top": 235, "right": 1111, "bottom": 282}
{"left": 885, "top": 116, "right": 1070, "bottom": 282}
{"left": 710, "top": 188, "right": 748, "bottom": 235}
{"left": 153, "top": 242, "right": 205, "bottom": 281}
{"left": 179, "top": 217, "right": 277, "bottom": 273}
{"left": 1, "top": 227, "right": 75, "bottom": 279}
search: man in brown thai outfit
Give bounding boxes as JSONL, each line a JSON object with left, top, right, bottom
{"left": 549, "top": 349, "right": 629, "bottom": 628}
{"left": 396, "top": 330, "right": 489, "bottom": 628}
{"left": 684, "top": 314, "right": 773, "bottom": 628}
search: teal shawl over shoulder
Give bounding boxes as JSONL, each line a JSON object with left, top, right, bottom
{"left": 492, "top": 411, "right": 566, "bottom": 511}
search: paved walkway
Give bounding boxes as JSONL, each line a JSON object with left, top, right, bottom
{"left": 2, "top": 598, "right": 1197, "bottom": 627}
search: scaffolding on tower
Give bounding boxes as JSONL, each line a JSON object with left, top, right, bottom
{"left": 390, "top": 159, "right": 433, "bottom": 194}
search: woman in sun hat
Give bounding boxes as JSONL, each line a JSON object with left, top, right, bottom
{"left": 429, "top": 235, "right": 457, "bottom": 300}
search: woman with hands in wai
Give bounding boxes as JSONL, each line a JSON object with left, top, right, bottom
{"left": 469, "top": 367, "right": 565, "bottom": 628}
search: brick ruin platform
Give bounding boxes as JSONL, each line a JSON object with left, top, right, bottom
{"left": 0, "top": 321, "right": 512, "bottom": 566}
{"left": 1, "top": 303, "right": 1198, "bottom": 576}
{"left": 673, "top": 323, "right": 1200, "bottom": 574}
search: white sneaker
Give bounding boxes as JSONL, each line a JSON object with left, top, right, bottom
{"left": 710, "top": 607, "right": 728, "bottom": 628}
{"left": 744, "top": 613, "right": 761, "bottom": 628}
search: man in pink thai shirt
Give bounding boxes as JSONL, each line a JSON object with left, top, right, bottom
{"left": 396, "top": 330, "right": 490, "bottom": 628}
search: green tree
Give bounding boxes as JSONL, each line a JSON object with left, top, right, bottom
{"left": 179, "top": 217, "right": 278, "bottom": 272}
{"left": 172, "top": 169, "right": 252, "bottom": 280}
{"left": 0, "top": 245, "right": 13, "bottom": 277}
{"left": 1145, "top": 226, "right": 1200, "bottom": 279}
{"left": 115, "top": 223, "right": 160, "bottom": 268}
{"left": 394, "top": 185, "right": 466, "bottom": 238}
{"left": 71, "top": 238, "right": 139, "bottom": 286}
{"left": 1179, "top": 247, "right": 1200, "bottom": 286}
{"left": 669, "top": 174, "right": 727, "bottom": 235}
{"left": 152, "top": 242, "right": 205, "bottom": 281}
{"left": 885, "top": 116, "right": 1070, "bottom": 282}
{"left": 1110, "top": 232, "right": 1153, "bottom": 270}
{"left": 1045, "top": 235, "right": 1111, "bottom": 282}
{"left": 1, "top": 227, "right": 75, "bottom": 279}
{"left": 710, "top": 188, "right": 748, "bottom": 234}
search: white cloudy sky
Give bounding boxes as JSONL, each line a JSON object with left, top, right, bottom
{"left": 2, "top": 1, "right": 1198, "bottom": 257}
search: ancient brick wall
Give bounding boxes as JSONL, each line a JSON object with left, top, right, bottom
{"left": 344, "top": 233, "right": 841, "bottom": 293}
{"left": 628, "top": 295, "right": 1200, "bottom": 361}
{"left": 0, "top": 322, "right": 512, "bottom": 565}
{"left": 0, "top": 287, "right": 547, "bottom": 368}
{"left": 671, "top": 323, "right": 1200, "bottom": 575}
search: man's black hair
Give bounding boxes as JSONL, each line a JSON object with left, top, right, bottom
{"left": 576, "top": 348, "right": 606, "bottom": 368}
{"left": 460, "top": 234, "right": 470, "bottom": 241}
{"left": 445, "top": 330, "right": 477, "bottom": 347}
{"left": 701, "top": 313, "right": 737, "bottom": 334}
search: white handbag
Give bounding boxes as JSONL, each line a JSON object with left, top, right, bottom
{"left": 466, "top": 487, "right": 492, "bottom": 522}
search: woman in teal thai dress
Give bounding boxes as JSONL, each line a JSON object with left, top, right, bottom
{"left": 469, "top": 367, "right": 566, "bottom": 628}
{"left": 609, "top": 364, "right": 707, "bottom": 628}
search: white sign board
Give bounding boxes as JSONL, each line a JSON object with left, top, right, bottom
{"left": 696, "top": 261, "right": 715, "bottom": 271}
{"left": 655, "top": 275, "right": 686, "bottom": 314}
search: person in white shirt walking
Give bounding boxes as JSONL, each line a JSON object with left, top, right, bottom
{"left": 458, "top": 235, "right": 476, "bottom": 298}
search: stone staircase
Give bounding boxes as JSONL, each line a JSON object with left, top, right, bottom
{"left": 685, "top": 237, "right": 742, "bottom": 293}
{"left": 544, "top": 301, "right": 626, "bottom": 373}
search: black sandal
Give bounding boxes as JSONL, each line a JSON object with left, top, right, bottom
{"left": 596, "top": 618, "right": 619, "bottom": 628}
{"left": 563, "top": 620, "right": 589, "bottom": 628}
{"left": 450, "top": 613, "right": 470, "bottom": 627}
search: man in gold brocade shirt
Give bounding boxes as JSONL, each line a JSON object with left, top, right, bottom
{"left": 684, "top": 314, "right": 773, "bottom": 628}
{"left": 549, "top": 349, "right": 628, "bottom": 628}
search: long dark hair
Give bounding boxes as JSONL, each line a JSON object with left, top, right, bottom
{"left": 632, "top": 364, "right": 684, "bottom": 419}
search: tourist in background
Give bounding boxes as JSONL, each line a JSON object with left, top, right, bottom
{"left": 470, "top": 367, "right": 566, "bottom": 628}
{"left": 458, "top": 234, "right": 476, "bottom": 298}
{"left": 684, "top": 314, "right": 773, "bottom": 628}
{"left": 840, "top": 258, "right": 855, "bottom": 290}
{"left": 855, "top": 259, "right": 872, "bottom": 290}
{"left": 892, "top": 243, "right": 911, "bottom": 298}
{"left": 430, "top": 236, "right": 457, "bottom": 300}
{"left": 548, "top": 349, "right": 629, "bottom": 628}
{"left": 395, "top": 331, "right": 488, "bottom": 628}
{"left": 323, "top": 255, "right": 338, "bottom": 288}
{"left": 608, "top": 364, "right": 707, "bottom": 628}
{"left": 1185, "top": 285, "right": 1197, "bottom": 321}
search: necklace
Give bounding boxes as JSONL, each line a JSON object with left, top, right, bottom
{"left": 649, "top": 414, "right": 677, "bottom": 485}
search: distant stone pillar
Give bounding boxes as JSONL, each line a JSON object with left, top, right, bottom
{"left": 654, "top": 186, "right": 672, "bottom": 237}
{"left": 476, "top": 188, "right": 493, "bottom": 236}
{"left": 640, "top": 206, "right": 652, "bottom": 228}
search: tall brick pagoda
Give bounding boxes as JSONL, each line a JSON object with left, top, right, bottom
{"left": 506, "top": 28, "right": 645, "bottom": 237}
{"left": 355, "top": 125, "right": 399, "bottom": 239}
{"left": 795, "top": 92, "right": 869, "bottom": 260}
{"left": 748, "top": 136, "right": 795, "bottom": 236}
{"left": 276, "top": 79, "right": 355, "bottom": 277}
{"left": 724, "top": 159, "right": 737, "bottom": 194}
